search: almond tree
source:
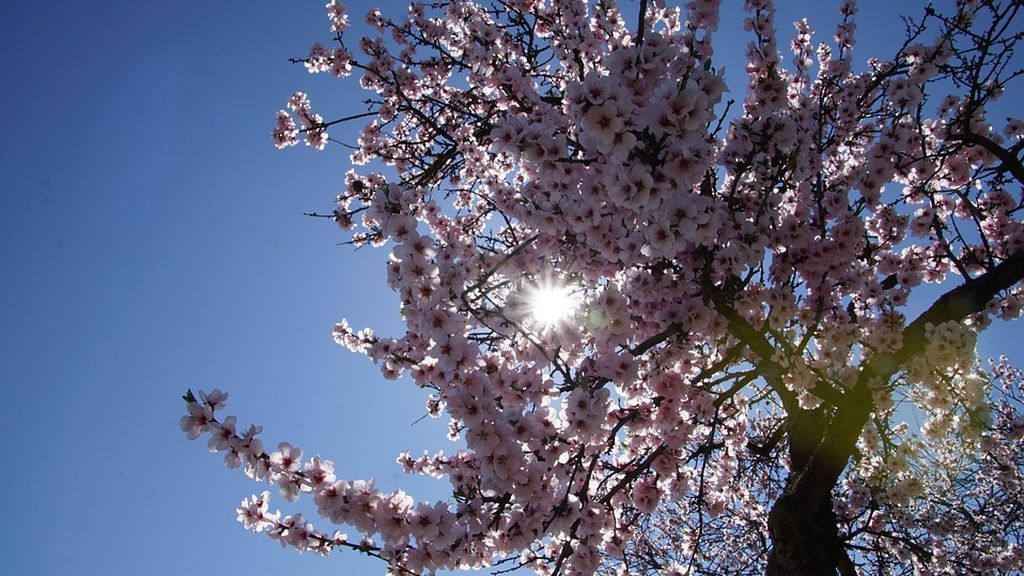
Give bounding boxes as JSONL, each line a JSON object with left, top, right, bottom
{"left": 185, "top": 1, "right": 1024, "bottom": 574}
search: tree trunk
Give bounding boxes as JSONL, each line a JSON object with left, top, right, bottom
{"left": 765, "top": 478, "right": 855, "bottom": 576}
{"left": 764, "top": 406, "right": 863, "bottom": 576}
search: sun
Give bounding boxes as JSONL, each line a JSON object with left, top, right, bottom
{"left": 528, "top": 284, "right": 576, "bottom": 327}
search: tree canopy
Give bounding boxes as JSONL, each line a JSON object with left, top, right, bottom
{"left": 184, "top": 0, "right": 1024, "bottom": 574}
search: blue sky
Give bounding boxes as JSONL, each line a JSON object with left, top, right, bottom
{"left": 1, "top": 1, "right": 1018, "bottom": 575}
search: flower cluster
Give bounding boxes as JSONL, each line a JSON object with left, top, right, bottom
{"left": 272, "top": 92, "right": 328, "bottom": 150}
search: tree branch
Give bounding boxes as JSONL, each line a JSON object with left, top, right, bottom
{"left": 635, "top": 0, "right": 648, "bottom": 47}
{"left": 947, "top": 132, "right": 1024, "bottom": 185}
{"left": 859, "top": 249, "right": 1024, "bottom": 389}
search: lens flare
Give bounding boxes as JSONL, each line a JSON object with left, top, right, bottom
{"left": 528, "top": 285, "right": 575, "bottom": 326}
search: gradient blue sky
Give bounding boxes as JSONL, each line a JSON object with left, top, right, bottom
{"left": 2, "top": 2, "right": 1018, "bottom": 575}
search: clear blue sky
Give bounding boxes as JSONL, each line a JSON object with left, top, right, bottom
{"left": 1, "top": 1, "right": 1017, "bottom": 575}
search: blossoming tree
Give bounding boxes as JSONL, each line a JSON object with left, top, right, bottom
{"left": 183, "top": 0, "right": 1024, "bottom": 574}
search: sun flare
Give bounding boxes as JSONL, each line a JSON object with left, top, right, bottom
{"left": 528, "top": 285, "right": 576, "bottom": 327}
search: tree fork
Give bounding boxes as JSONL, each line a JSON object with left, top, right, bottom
{"left": 765, "top": 250, "right": 1024, "bottom": 574}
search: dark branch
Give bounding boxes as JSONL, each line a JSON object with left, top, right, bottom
{"left": 635, "top": 0, "right": 648, "bottom": 47}
{"left": 947, "top": 132, "right": 1024, "bottom": 185}
{"left": 860, "top": 249, "right": 1024, "bottom": 389}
